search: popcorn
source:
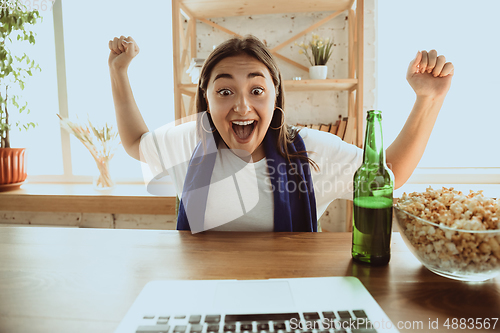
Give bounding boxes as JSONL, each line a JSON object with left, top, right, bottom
{"left": 396, "top": 187, "right": 500, "bottom": 277}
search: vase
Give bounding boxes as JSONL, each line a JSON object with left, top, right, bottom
{"left": 92, "top": 157, "right": 115, "bottom": 192}
{"left": 0, "top": 148, "right": 27, "bottom": 191}
{"left": 309, "top": 65, "right": 328, "bottom": 80}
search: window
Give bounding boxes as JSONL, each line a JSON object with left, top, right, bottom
{"left": 378, "top": 0, "right": 500, "bottom": 182}
{"left": 61, "top": 0, "right": 174, "bottom": 181}
{"left": 8, "top": 3, "right": 61, "bottom": 175}
{"left": 12, "top": 0, "right": 174, "bottom": 182}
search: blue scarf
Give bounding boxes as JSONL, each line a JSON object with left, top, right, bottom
{"left": 177, "top": 126, "right": 317, "bottom": 233}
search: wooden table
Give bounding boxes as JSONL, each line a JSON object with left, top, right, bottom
{"left": 0, "top": 228, "right": 499, "bottom": 333}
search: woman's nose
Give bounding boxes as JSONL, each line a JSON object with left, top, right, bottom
{"left": 233, "top": 94, "right": 252, "bottom": 114}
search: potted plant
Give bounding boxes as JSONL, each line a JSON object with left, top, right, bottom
{"left": 0, "top": 2, "right": 41, "bottom": 191}
{"left": 296, "top": 33, "right": 334, "bottom": 80}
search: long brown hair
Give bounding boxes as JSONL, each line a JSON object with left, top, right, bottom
{"left": 195, "top": 35, "right": 318, "bottom": 172}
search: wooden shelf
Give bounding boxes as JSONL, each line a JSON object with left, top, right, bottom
{"left": 179, "top": 79, "right": 357, "bottom": 95}
{"left": 181, "top": 0, "right": 354, "bottom": 18}
{"left": 0, "top": 184, "right": 177, "bottom": 215}
{"left": 284, "top": 79, "right": 357, "bottom": 91}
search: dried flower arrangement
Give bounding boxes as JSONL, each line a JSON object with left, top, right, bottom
{"left": 58, "top": 114, "right": 121, "bottom": 189}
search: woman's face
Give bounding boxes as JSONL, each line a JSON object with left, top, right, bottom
{"left": 205, "top": 54, "right": 277, "bottom": 162}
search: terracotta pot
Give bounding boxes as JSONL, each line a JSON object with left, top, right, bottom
{"left": 0, "top": 148, "right": 27, "bottom": 189}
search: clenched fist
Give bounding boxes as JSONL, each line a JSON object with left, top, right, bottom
{"left": 407, "top": 50, "right": 454, "bottom": 99}
{"left": 108, "top": 36, "right": 140, "bottom": 71}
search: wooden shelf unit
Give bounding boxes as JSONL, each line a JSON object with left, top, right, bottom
{"left": 171, "top": 0, "right": 364, "bottom": 148}
{"left": 171, "top": 0, "right": 365, "bottom": 232}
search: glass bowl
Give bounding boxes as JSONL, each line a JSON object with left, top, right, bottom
{"left": 394, "top": 205, "right": 500, "bottom": 282}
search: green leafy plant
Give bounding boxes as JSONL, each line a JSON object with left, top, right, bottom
{"left": 296, "top": 33, "right": 334, "bottom": 66}
{"left": 0, "top": 2, "right": 41, "bottom": 148}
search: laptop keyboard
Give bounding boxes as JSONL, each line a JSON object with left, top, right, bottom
{"left": 136, "top": 311, "right": 378, "bottom": 333}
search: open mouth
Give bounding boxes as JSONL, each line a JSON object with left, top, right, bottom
{"left": 231, "top": 120, "right": 256, "bottom": 142}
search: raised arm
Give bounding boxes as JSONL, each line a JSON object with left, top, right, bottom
{"left": 108, "top": 36, "right": 148, "bottom": 161}
{"left": 386, "top": 50, "right": 454, "bottom": 189}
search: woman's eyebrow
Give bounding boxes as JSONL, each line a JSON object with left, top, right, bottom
{"left": 247, "top": 71, "right": 265, "bottom": 79}
{"left": 213, "top": 71, "right": 266, "bottom": 83}
{"left": 213, "top": 73, "right": 232, "bottom": 82}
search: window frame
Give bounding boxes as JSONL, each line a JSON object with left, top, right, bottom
{"left": 24, "top": 0, "right": 156, "bottom": 184}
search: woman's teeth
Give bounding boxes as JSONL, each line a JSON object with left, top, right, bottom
{"left": 232, "top": 120, "right": 255, "bottom": 126}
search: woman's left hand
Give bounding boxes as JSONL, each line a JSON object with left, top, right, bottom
{"left": 406, "top": 50, "right": 454, "bottom": 99}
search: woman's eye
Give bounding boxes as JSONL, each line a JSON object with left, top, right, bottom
{"left": 217, "top": 89, "right": 232, "bottom": 96}
{"left": 252, "top": 87, "right": 264, "bottom": 95}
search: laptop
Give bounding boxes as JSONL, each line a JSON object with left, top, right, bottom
{"left": 115, "top": 277, "right": 399, "bottom": 333}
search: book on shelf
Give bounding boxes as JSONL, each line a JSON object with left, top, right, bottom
{"left": 295, "top": 116, "right": 354, "bottom": 143}
{"left": 343, "top": 117, "right": 354, "bottom": 144}
{"left": 336, "top": 117, "right": 348, "bottom": 139}
{"left": 329, "top": 119, "right": 340, "bottom": 135}
{"left": 319, "top": 124, "right": 331, "bottom": 132}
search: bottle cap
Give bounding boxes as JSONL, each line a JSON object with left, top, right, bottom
{"left": 366, "top": 110, "right": 382, "bottom": 119}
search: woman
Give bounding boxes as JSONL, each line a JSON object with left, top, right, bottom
{"left": 108, "top": 35, "right": 453, "bottom": 233}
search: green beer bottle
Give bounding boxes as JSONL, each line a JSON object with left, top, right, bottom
{"left": 352, "top": 110, "right": 394, "bottom": 266}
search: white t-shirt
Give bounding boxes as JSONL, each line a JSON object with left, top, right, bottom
{"left": 140, "top": 121, "right": 363, "bottom": 231}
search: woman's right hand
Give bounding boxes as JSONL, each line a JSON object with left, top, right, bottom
{"left": 108, "top": 36, "right": 140, "bottom": 71}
